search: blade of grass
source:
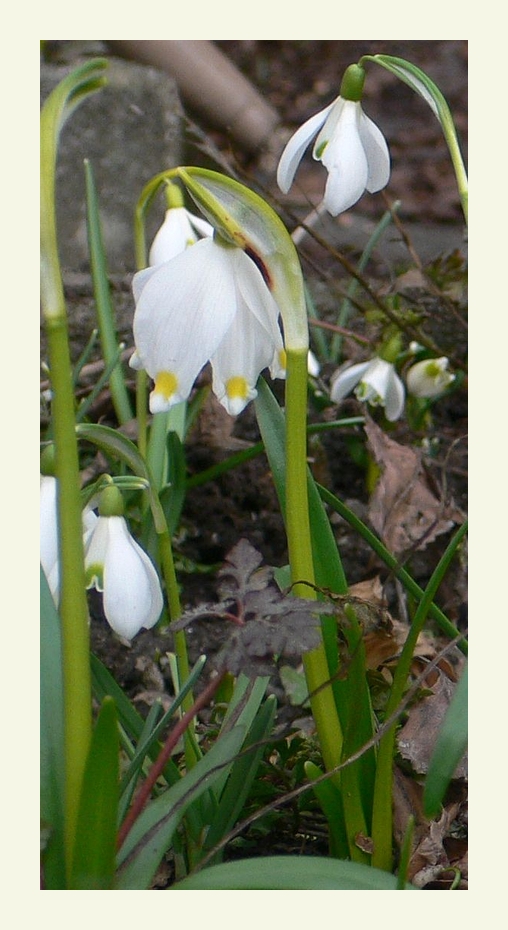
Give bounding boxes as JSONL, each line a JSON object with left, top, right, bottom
{"left": 371, "top": 519, "right": 468, "bottom": 871}
{"left": 84, "top": 159, "right": 132, "bottom": 425}
{"left": 317, "top": 483, "right": 467, "bottom": 655}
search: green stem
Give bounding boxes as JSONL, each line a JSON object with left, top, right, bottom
{"left": 41, "top": 60, "right": 108, "bottom": 882}
{"left": 46, "top": 317, "right": 93, "bottom": 880}
{"left": 285, "top": 348, "right": 344, "bottom": 778}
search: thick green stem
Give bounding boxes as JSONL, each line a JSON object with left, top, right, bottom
{"left": 285, "top": 348, "right": 343, "bottom": 778}
{"left": 45, "top": 316, "right": 92, "bottom": 880}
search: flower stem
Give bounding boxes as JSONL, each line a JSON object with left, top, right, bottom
{"left": 45, "top": 318, "right": 93, "bottom": 879}
{"left": 41, "top": 62, "right": 108, "bottom": 881}
{"left": 284, "top": 347, "right": 343, "bottom": 778}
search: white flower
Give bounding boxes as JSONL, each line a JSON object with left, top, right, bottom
{"left": 40, "top": 475, "right": 60, "bottom": 601}
{"left": 85, "top": 515, "right": 163, "bottom": 639}
{"left": 40, "top": 475, "right": 98, "bottom": 604}
{"left": 330, "top": 357, "right": 405, "bottom": 421}
{"left": 307, "top": 350, "right": 321, "bottom": 378}
{"left": 406, "top": 357, "right": 455, "bottom": 399}
{"left": 148, "top": 207, "right": 213, "bottom": 266}
{"left": 131, "top": 237, "right": 286, "bottom": 416}
{"left": 277, "top": 96, "right": 390, "bottom": 216}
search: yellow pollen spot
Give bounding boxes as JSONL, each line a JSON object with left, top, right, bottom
{"left": 154, "top": 371, "right": 179, "bottom": 400}
{"left": 226, "top": 376, "right": 249, "bottom": 400}
{"left": 278, "top": 349, "right": 287, "bottom": 369}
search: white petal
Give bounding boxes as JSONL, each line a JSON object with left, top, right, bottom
{"left": 148, "top": 208, "right": 213, "bottom": 266}
{"left": 211, "top": 300, "right": 280, "bottom": 415}
{"left": 317, "top": 102, "right": 369, "bottom": 215}
{"left": 133, "top": 239, "right": 238, "bottom": 404}
{"left": 84, "top": 515, "right": 110, "bottom": 590}
{"left": 358, "top": 111, "right": 391, "bottom": 193}
{"left": 384, "top": 368, "right": 406, "bottom": 421}
{"left": 101, "top": 517, "right": 163, "bottom": 638}
{"left": 40, "top": 475, "right": 60, "bottom": 601}
{"left": 330, "top": 361, "right": 371, "bottom": 403}
{"left": 40, "top": 476, "right": 59, "bottom": 579}
{"left": 132, "top": 264, "right": 160, "bottom": 304}
{"left": 233, "top": 250, "right": 283, "bottom": 341}
{"left": 149, "top": 208, "right": 198, "bottom": 265}
{"left": 276, "top": 103, "right": 334, "bottom": 194}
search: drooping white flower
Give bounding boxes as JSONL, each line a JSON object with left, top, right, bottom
{"left": 277, "top": 93, "right": 390, "bottom": 216}
{"left": 148, "top": 207, "right": 213, "bottom": 266}
{"left": 84, "top": 515, "right": 163, "bottom": 639}
{"left": 330, "top": 357, "right": 405, "bottom": 421}
{"left": 131, "top": 236, "right": 286, "bottom": 416}
{"left": 406, "top": 357, "right": 455, "bottom": 399}
{"left": 40, "top": 475, "right": 98, "bottom": 604}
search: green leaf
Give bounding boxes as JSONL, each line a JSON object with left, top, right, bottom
{"left": 84, "top": 159, "right": 133, "bottom": 425}
{"left": 304, "top": 762, "right": 348, "bottom": 859}
{"left": 202, "top": 694, "right": 277, "bottom": 863}
{"left": 423, "top": 664, "right": 468, "bottom": 818}
{"left": 116, "top": 727, "right": 247, "bottom": 890}
{"left": 40, "top": 568, "right": 66, "bottom": 889}
{"left": 171, "top": 856, "right": 419, "bottom": 890}
{"left": 70, "top": 697, "right": 119, "bottom": 889}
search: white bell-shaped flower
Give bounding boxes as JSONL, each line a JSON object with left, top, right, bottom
{"left": 131, "top": 236, "right": 286, "bottom": 416}
{"left": 330, "top": 357, "right": 405, "bottom": 422}
{"left": 148, "top": 207, "right": 213, "bottom": 266}
{"left": 277, "top": 95, "right": 390, "bottom": 216}
{"left": 406, "top": 356, "right": 455, "bottom": 398}
{"left": 85, "top": 515, "right": 163, "bottom": 639}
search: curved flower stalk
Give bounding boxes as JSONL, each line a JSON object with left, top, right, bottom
{"left": 84, "top": 486, "right": 163, "bottom": 639}
{"left": 361, "top": 54, "right": 468, "bottom": 224}
{"left": 277, "top": 64, "right": 390, "bottom": 216}
{"left": 330, "top": 357, "right": 405, "bottom": 421}
{"left": 406, "top": 356, "right": 455, "bottom": 398}
{"left": 131, "top": 235, "right": 286, "bottom": 415}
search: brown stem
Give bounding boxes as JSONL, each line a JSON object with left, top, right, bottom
{"left": 117, "top": 671, "right": 225, "bottom": 850}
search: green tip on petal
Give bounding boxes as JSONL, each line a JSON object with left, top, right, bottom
{"left": 339, "top": 64, "right": 366, "bottom": 102}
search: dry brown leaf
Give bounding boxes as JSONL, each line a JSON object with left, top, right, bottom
{"left": 397, "top": 665, "right": 468, "bottom": 778}
{"left": 365, "top": 416, "right": 464, "bottom": 556}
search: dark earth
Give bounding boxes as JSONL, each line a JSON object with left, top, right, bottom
{"left": 42, "top": 41, "right": 468, "bottom": 886}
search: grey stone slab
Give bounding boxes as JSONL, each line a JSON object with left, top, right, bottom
{"left": 41, "top": 55, "right": 184, "bottom": 273}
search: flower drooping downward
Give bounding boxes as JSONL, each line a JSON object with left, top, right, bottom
{"left": 330, "top": 357, "right": 405, "bottom": 422}
{"left": 131, "top": 235, "right": 286, "bottom": 416}
{"left": 84, "top": 486, "right": 163, "bottom": 639}
{"left": 277, "top": 64, "right": 390, "bottom": 216}
{"left": 406, "top": 357, "right": 455, "bottom": 399}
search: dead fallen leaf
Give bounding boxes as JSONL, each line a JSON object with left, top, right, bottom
{"left": 365, "top": 416, "right": 464, "bottom": 556}
{"left": 397, "top": 664, "right": 468, "bottom": 779}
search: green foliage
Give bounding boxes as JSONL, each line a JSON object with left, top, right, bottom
{"left": 171, "top": 856, "right": 419, "bottom": 890}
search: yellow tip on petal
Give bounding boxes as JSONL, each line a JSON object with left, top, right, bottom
{"left": 226, "top": 375, "right": 249, "bottom": 402}
{"left": 154, "top": 371, "right": 179, "bottom": 402}
{"left": 278, "top": 348, "right": 287, "bottom": 370}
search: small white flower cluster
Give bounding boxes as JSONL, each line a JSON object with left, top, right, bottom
{"left": 329, "top": 355, "right": 455, "bottom": 420}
